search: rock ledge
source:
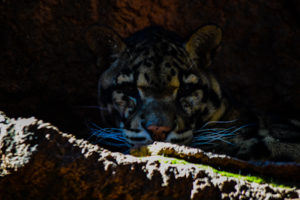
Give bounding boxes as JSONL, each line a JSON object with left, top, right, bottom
{"left": 0, "top": 111, "right": 299, "bottom": 200}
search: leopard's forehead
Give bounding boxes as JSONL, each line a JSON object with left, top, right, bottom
{"left": 116, "top": 38, "right": 193, "bottom": 90}
{"left": 126, "top": 27, "right": 191, "bottom": 66}
{"left": 127, "top": 36, "right": 191, "bottom": 69}
{"left": 100, "top": 27, "right": 197, "bottom": 90}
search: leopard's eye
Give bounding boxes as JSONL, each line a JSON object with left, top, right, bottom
{"left": 114, "top": 100, "right": 126, "bottom": 107}
{"left": 128, "top": 96, "right": 137, "bottom": 105}
{"left": 114, "top": 91, "right": 138, "bottom": 108}
{"left": 112, "top": 90, "right": 137, "bottom": 118}
{"left": 116, "top": 84, "right": 138, "bottom": 97}
{"left": 125, "top": 87, "right": 138, "bottom": 97}
{"left": 179, "top": 84, "right": 194, "bottom": 96}
{"left": 180, "top": 99, "right": 191, "bottom": 108}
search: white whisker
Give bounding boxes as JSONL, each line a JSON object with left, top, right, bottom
{"left": 192, "top": 123, "right": 252, "bottom": 146}
{"left": 200, "top": 119, "right": 238, "bottom": 129}
{"left": 193, "top": 128, "right": 224, "bottom": 133}
{"left": 87, "top": 122, "right": 131, "bottom": 149}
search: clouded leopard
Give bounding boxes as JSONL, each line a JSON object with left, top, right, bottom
{"left": 85, "top": 24, "right": 300, "bottom": 162}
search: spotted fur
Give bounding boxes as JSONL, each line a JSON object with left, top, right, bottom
{"left": 85, "top": 25, "right": 300, "bottom": 162}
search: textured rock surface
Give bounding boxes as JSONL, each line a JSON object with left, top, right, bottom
{"left": 0, "top": 0, "right": 299, "bottom": 138}
{"left": 141, "top": 143, "right": 300, "bottom": 184}
{"left": 1, "top": 111, "right": 300, "bottom": 200}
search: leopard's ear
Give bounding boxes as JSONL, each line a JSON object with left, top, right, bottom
{"left": 85, "top": 25, "right": 126, "bottom": 56}
{"left": 185, "top": 25, "right": 222, "bottom": 68}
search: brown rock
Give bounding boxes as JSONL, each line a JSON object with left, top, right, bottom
{"left": 1, "top": 111, "right": 299, "bottom": 200}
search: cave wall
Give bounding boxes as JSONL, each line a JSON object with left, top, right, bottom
{"left": 1, "top": 0, "right": 299, "bottom": 137}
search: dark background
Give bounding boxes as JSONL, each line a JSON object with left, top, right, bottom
{"left": 1, "top": 0, "right": 299, "bottom": 138}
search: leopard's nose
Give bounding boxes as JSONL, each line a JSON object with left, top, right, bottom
{"left": 146, "top": 125, "right": 172, "bottom": 141}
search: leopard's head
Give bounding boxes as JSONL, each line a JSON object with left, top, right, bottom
{"left": 86, "top": 25, "right": 225, "bottom": 148}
